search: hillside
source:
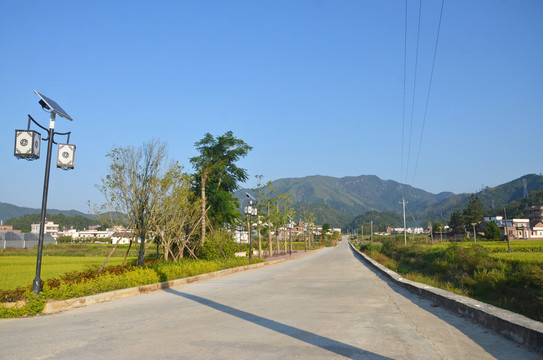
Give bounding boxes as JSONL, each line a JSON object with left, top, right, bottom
{"left": 422, "top": 174, "right": 543, "bottom": 220}
{"left": 238, "top": 174, "right": 543, "bottom": 228}
{"left": 0, "top": 202, "right": 93, "bottom": 223}
{"left": 236, "top": 175, "right": 454, "bottom": 228}
{"left": 263, "top": 175, "right": 453, "bottom": 217}
{"left": 5, "top": 174, "right": 542, "bottom": 230}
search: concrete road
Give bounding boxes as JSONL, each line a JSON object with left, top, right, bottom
{"left": 1, "top": 241, "right": 540, "bottom": 359}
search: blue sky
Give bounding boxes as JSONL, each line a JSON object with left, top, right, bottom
{"left": 1, "top": 0, "right": 542, "bottom": 213}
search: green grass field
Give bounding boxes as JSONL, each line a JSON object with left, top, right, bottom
{"left": 0, "top": 256, "right": 137, "bottom": 290}
{"left": 420, "top": 240, "right": 543, "bottom": 263}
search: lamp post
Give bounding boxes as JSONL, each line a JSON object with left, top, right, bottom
{"left": 14, "top": 91, "right": 75, "bottom": 294}
{"left": 244, "top": 197, "right": 257, "bottom": 260}
{"left": 287, "top": 216, "right": 293, "bottom": 255}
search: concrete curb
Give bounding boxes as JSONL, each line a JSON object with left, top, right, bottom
{"left": 348, "top": 242, "right": 543, "bottom": 354}
{"left": 43, "top": 250, "right": 316, "bottom": 315}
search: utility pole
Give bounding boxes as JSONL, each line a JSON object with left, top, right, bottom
{"left": 430, "top": 222, "right": 434, "bottom": 245}
{"left": 370, "top": 221, "right": 373, "bottom": 243}
{"left": 504, "top": 208, "right": 511, "bottom": 253}
{"left": 401, "top": 198, "right": 408, "bottom": 245}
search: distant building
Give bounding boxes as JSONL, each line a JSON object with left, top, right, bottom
{"left": 31, "top": 220, "right": 59, "bottom": 239}
{"left": 531, "top": 222, "right": 543, "bottom": 239}
{"left": 485, "top": 216, "right": 532, "bottom": 239}
{"left": 526, "top": 204, "right": 543, "bottom": 227}
{"left": 0, "top": 224, "right": 21, "bottom": 233}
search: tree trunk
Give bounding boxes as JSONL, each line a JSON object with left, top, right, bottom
{"left": 268, "top": 220, "right": 273, "bottom": 257}
{"left": 122, "top": 239, "right": 133, "bottom": 267}
{"left": 201, "top": 172, "right": 207, "bottom": 246}
{"left": 137, "top": 230, "right": 146, "bottom": 266}
{"left": 257, "top": 218, "right": 262, "bottom": 258}
{"left": 275, "top": 229, "right": 280, "bottom": 255}
{"left": 98, "top": 239, "right": 121, "bottom": 273}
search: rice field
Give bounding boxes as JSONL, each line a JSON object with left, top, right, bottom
{"left": 0, "top": 256, "right": 137, "bottom": 290}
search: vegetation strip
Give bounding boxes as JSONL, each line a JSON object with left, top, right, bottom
{"left": 348, "top": 242, "right": 543, "bottom": 353}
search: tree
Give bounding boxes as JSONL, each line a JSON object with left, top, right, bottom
{"left": 448, "top": 208, "right": 465, "bottom": 235}
{"left": 96, "top": 140, "right": 171, "bottom": 266}
{"left": 321, "top": 223, "right": 332, "bottom": 245}
{"left": 151, "top": 164, "right": 200, "bottom": 261}
{"left": 432, "top": 222, "right": 444, "bottom": 235}
{"left": 463, "top": 194, "right": 484, "bottom": 229}
{"left": 252, "top": 175, "right": 266, "bottom": 258}
{"left": 190, "top": 131, "right": 252, "bottom": 245}
{"left": 484, "top": 221, "right": 501, "bottom": 241}
{"left": 262, "top": 181, "right": 277, "bottom": 256}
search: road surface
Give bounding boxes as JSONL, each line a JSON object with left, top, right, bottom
{"left": 0, "top": 240, "right": 540, "bottom": 359}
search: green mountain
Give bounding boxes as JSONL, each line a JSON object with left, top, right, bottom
{"left": 268, "top": 175, "right": 453, "bottom": 216}
{"left": 238, "top": 174, "right": 543, "bottom": 229}
{"left": 422, "top": 174, "right": 543, "bottom": 221}
{"left": 0, "top": 202, "right": 93, "bottom": 223}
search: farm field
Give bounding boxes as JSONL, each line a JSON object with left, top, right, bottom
{"left": 0, "top": 256, "right": 137, "bottom": 290}
{"left": 421, "top": 240, "right": 543, "bottom": 263}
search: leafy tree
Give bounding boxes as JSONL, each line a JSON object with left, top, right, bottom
{"left": 190, "top": 131, "right": 252, "bottom": 244}
{"left": 432, "top": 222, "right": 444, "bottom": 234}
{"left": 463, "top": 194, "right": 484, "bottom": 229}
{"left": 261, "top": 180, "right": 278, "bottom": 256}
{"left": 151, "top": 164, "right": 200, "bottom": 261}
{"left": 484, "top": 221, "right": 501, "bottom": 241}
{"left": 96, "top": 140, "right": 171, "bottom": 266}
{"left": 322, "top": 223, "right": 331, "bottom": 240}
{"left": 252, "top": 175, "right": 267, "bottom": 257}
{"left": 448, "top": 208, "right": 465, "bottom": 235}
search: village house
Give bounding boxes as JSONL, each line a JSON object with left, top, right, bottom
{"left": 31, "top": 220, "right": 59, "bottom": 239}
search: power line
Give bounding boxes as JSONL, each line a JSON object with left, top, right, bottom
{"left": 405, "top": 0, "right": 423, "bottom": 183}
{"left": 411, "top": 0, "right": 445, "bottom": 185}
{"left": 401, "top": 0, "right": 408, "bottom": 184}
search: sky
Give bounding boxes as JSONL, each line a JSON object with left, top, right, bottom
{"left": 1, "top": 0, "right": 542, "bottom": 214}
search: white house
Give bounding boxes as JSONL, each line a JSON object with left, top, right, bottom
{"left": 530, "top": 222, "right": 543, "bottom": 239}
{"left": 31, "top": 220, "right": 59, "bottom": 239}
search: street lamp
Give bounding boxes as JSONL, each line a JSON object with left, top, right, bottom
{"left": 244, "top": 193, "right": 257, "bottom": 259}
{"left": 287, "top": 216, "right": 293, "bottom": 255}
{"left": 14, "top": 91, "right": 75, "bottom": 294}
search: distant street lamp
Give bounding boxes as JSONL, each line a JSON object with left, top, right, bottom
{"left": 244, "top": 194, "right": 257, "bottom": 259}
{"left": 14, "top": 91, "right": 75, "bottom": 294}
{"left": 287, "top": 216, "right": 293, "bottom": 255}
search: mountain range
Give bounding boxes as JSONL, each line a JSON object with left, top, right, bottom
{"left": 3, "top": 173, "right": 542, "bottom": 230}
{"left": 236, "top": 173, "right": 543, "bottom": 229}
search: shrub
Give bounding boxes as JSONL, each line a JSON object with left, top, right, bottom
{"left": 197, "top": 232, "right": 238, "bottom": 260}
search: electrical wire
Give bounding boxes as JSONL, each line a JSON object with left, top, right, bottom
{"left": 405, "top": 0, "right": 423, "bottom": 184}
{"left": 401, "top": 0, "right": 408, "bottom": 185}
{"left": 411, "top": 0, "right": 445, "bottom": 186}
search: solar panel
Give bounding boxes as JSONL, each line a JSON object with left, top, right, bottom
{"left": 34, "top": 90, "right": 73, "bottom": 121}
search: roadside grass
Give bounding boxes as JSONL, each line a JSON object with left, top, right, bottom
{"left": 0, "top": 257, "right": 265, "bottom": 318}
{"left": 358, "top": 239, "right": 543, "bottom": 322}
{"left": 0, "top": 256, "right": 137, "bottom": 290}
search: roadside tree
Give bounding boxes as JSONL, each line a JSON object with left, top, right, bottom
{"left": 96, "top": 140, "right": 171, "bottom": 266}
{"left": 190, "top": 131, "right": 252, "bottom": 245}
